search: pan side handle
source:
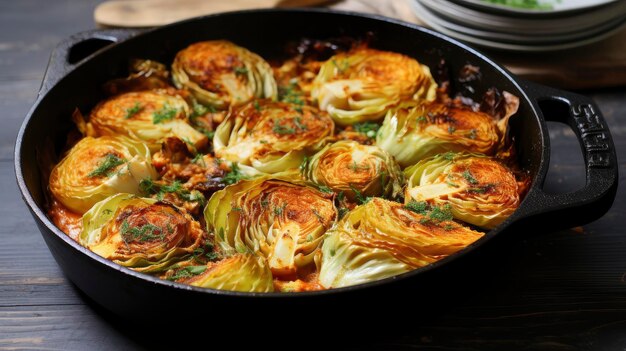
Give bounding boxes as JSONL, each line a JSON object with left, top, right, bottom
{"left": 513, "top": 81, "right": 618, "bottom": 231}
{"left": 39, "top": 29, "right": 141, "bottom": 95}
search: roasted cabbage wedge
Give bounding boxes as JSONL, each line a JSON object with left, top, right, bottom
{"left": 173, "top": 254, "right": 274, "bottom": 292}
{"left": 205, "top": 177, "right": 336, "bottom": 279}
{"left": 213, "top": 100, "right": 334, "bottom": 173}
{"left": 404, "top": 152, "right": 521, "bottom": 229}
{"left": 78, "top": 90, "right": 207, "bottom": 152}
{"left": 79, "top": 193, "right": 205, "bottom": 273}
{"left": 376, "top": 99, "right": 517, "bottom": 167}
{"left": 311, "top": 47, "right": 437, "bottom": 125}
{"left": 49, "top": 136, "right": 157, "bottom": 214}
{"left": 304, "top": 140, "right": 403, "bottom": 202}
{"left": 172, "top": 40, "right": 277, "bottom": 109}
{"left": 319, "top": 198, "right": 484, "bottom": 288}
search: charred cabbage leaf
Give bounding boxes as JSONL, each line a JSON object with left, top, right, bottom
{"left": 213, "top": 100, "right": 334, "bottom": 173}
{"left": 204, "top": 177, "right": 336, "bottom": 279}
{"left": 49, "top": 136, "right": 157, "bottom": 214}
{"left": 319, "top": 197, "right": 483, "bottom": 288}
{"left": 311, "top": 47, "right": 437, "bottom": 125}
{"left": 172, "top": 40, "right": 277, "bottom": 109}
{"left": 404, "top": 152, "right": 521, "bottom": 229}
{"left": 80, "top": 193, "right": 205, "bottom": 273}
{"left": 304, "top": 140, "right": 403, "bottom": 202}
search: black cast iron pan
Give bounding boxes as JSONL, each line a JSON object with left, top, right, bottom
{"left": 14, "top": 9, "right": 618, "bottom": 321}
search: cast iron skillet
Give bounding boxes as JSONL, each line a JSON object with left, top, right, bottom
{"left": 14, "top": 9, "right": 618, "bottom": 320}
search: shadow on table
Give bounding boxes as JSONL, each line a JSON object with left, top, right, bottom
{"left": 73, "top": 228, "right": 524, "bottom": 350}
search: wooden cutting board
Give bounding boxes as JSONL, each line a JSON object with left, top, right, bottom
{"left": 94, "top": 0, "right": 626, "bottom": 90}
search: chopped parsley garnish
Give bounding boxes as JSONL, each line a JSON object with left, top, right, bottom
{"left": 350, "top": 184, "right": 371, "bottom": 205}
{"left": 253, "top": 100, "right": 261, "bottom": 111}
{"left": 405, "top": 200, "right": 428, "bottom": 214}
{"left": 317, "top": 185, "right": 334, "bottom": 194}
{"left": 152, "top": 103, "right": 178, "bottom": 124}
{"left": 192, "top": 242, "right": 219, "bottom": 262}
{"left": 353, "top": 121, "right": 380, "bottom": 138}
{"left": 278, "top": 82, "right": 304, "bottom": 110}
{"left": 442, "top": 152, "right": 455, "bottom": 161}
{"left": 428, "top": 204, "right": 454, "bottom": 222}
{"left": 222, "top": 163, "right": 246, "bottom": 185}
{"left": 448, "top": 125, "right": 456, "bottom": 134}
{"left": 273, "top": 119, "right": 296, "bottom": 135}
{"left": 349, "top": 160, "right": 370, "bottom": 172}
{"left": 167, "top": 265, "right": 207, "bottom": 281}
{"left": 88, "top": 154, "right": 126, "bottom": 178}
{"left": 120, "top": 220, "right": 169, "bottom": 244}
{"left": 124, "top": 102, "right": 142, "bottom": 119}
{"left": 416, "top": 116, "right": 427, "bottom": 124}
{"left": 139, "top": 178, "right": 206, "bottom": 206}
{"left": 234, "top": 66, "right": 248, "bottom": 76}
{"left": 312, "top": 209, "right": 325, "bottom": 224}
{"left": 293, "top": 116, "right": 307, "bottom": 131}
{"left": 446, "top": 181, "right": 459, "bottom": 188}
{"left": 462, "top": 170, "right": 479, "bottom": 185}
{"left": 338, "top": 207, "right": 349, "bottom": 219}
{"left": 274, "top": 203, "right": 287, "bottom": 216}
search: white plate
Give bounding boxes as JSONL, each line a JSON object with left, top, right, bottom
{"left": 453, "top": 0, "right": 619, "bottom": 15}
{"left": 412, "top": 0, "right": 626, "bottom": 52}
{"left": 418, "top": 0, "right": 626, "bottom": 35}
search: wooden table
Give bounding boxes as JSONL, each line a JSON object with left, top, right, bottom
{"left": 1, "top": 1, "right": 625, "bottom": 349}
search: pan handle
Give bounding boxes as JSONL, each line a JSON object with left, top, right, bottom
{"left": 513, "top": 81, "right": 618, "bottom": 231}
{"left": 39, "top": 29, "right": 141, "bottom": 95}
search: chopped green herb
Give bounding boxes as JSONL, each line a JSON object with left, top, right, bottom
{"left": 293, "top": 116, "right": 307, "bottom": 131}
{"left": 442, "top": 152, "right": 455, "bottom": 161}
{"left": 192, "top": 153, "right": 206, "bottom": 166}
{"left": 416, "top": 116, "right": 427, "bottom": 124}
{"left": 338, "top": 207, "right": 349, "bottom": 219}
{"left": 102, "top": 209, "right": 112, "bottom": 215}
{"left": 223, "top": 163, "right": 247, "bottom": 185}
{"left": 253, "top": 100, "right": 261, "bottom": 111}
{"left": 428, "top": 204, "right": 454, "bottom": 222}
{"left": 261, "top": 198, "right": 269, "bottom": 208}
{"left": 312, "top": 209, "right": 325, "bottom": 224}
{"left": 306, "top": 234, "right": 314, "bottom": 242}
{"left": 139, "top": 178, "right": 205, "bottom": 206}
{"left": 274, "top": 203, "right": 287, "bottom": 216}
{"left": 405, "top": 200, "right": 428, "bottom": 214}
{"left": 318, "top": 185, "right": 333, "bottom": 194}
{"left": 278, "top": 82, "right": 304, "bottom": 108}
{"left": 462, "top": 170, "right": 479, "bottom": 185}
{"left": 273, "top": 119, "right": 296, "bottom": 135}
{"left": 232, "top": 206, "right": 243, "bottom": 212}
{"left": 444, "top": 224, "right": 455, "bottom": 231}
{"left": 167, "top": 265, "right": 207, "bottom": 281}
{"left": 353, "top": 121, "right": 380, "bottom": 138}
{"left": 350, "top": 184, "right": 371, "bottom": 205}
{"left": 88, "top": 154, "right": 126, "bottom": 178}
{"left": 152, "top": 103, "right": 178, "bottom": 124}
{"left": 446, "top": 181, "right": 459, "bottom": 188}
{"left": 120, "top": 220, "right": 166, "bottom": 244}
{"left": 124, "top": 102, "right": 142, "bottom": 119}
{"left": 349, "top": 160, "right": 370, "bottom": 172}
{"left": 448, "top": 125, "right": 456, "bottom": 134}
{"left": 234, "top": 66, "right": 248, "bottom": 76}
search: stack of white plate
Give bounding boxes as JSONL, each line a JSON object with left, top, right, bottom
{"left": 411, "top": 0, "right": 626, "bottom": 52}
